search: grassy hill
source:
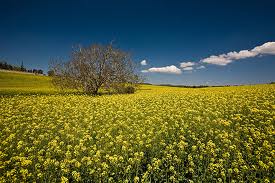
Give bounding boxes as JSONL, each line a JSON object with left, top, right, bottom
{"left": 0, "top": 70, "right": 160, "bottom": 95}
{"left": 0, "top": 70, "right": 56, "bottom": 95}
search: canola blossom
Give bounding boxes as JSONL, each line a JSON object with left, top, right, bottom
{"left": 0, "top": 85, "right": 274, "bottom": 182}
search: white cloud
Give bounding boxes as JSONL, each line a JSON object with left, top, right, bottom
{"left": 182, "top": 66, "right": 193, "bottom": 71}
{"left": 252, "top": 42, "right": 275, "bottom": 55}
{"left": 196, "top": 65, "right": 205, "bottom": 69}
{"left": 180, "top": 61, "right": 195, "bottom": 68}
{"left": 140, "top": 60, "right": 147, "bottom": 66}
{"left": 142, "top": 65, "right": 182, "bottom": 74}
{"left": 140, "top": 42, "right": 275, "bottom": 74}
{"left": 226, "top": 50, "right": 258, "bottom": 60}
{"left": 201, "top": 55, "right": 232, "bottom": 66}
{"left": 201, "top": 41, "right": 275, "bottom": 66}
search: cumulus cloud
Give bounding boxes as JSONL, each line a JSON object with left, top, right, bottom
{"left": 141, "top": 42, "right": 275, "bottom": 73}
{"left": 142, "top": 65, "right": 182, "bottom": 74}
{"left": 201, "top": 41, "right": 275, "bottom": 66}
{"left": 226, "top": 50, "right": 257, "bottom": 60}
{"left": 180, "top": 61, "right": 196, "bottom": 68}
{"left": 201, "top": 55, "right": 233, "bottom": 66}
{"left": 140, "top": 60, "right": 147, "bottom": 66}
{"left": 182, "top": 66, "right": 193, "bottom": 71}
{"left": 252, "top": 42, "right": 275, "bottom": 55}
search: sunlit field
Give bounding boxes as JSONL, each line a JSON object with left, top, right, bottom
{"left": 0, "top": 70, "right": 56, "bottom": 95}
{"left": 0, "top": 71, "right": 274, "bottom": 182}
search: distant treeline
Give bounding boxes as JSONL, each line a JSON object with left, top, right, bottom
{"left": 158, "top": 84, "right": 217, "bottom": 88}
{"left": 0, "top": 60, "right": 44, "bottom": 74}
{"left": 156, "top": 83, "right": 275, "bottom": 87}
{"left": 142, "top": 83, "right": 219, "bottom": 88}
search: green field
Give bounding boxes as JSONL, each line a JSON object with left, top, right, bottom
{"left": 0, "top": 71, "right": 274, "bottom": 182}
{"left": 0, "top": 70, "right": 56, "bottom": 95}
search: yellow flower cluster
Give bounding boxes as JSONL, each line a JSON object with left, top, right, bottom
{"left": 0, "top": 84, "right": 274, "bottom": 182}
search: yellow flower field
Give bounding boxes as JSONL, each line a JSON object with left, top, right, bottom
{"left": 0, "top": 84, "right": 274, "bottom": 182}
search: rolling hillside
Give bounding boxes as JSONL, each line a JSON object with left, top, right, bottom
{"left": 0, "top": 70, "right": 55, "bottom": 95}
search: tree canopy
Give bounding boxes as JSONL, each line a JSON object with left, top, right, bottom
{"left": 50, "top": 44, "right": 142, "bottom": 94}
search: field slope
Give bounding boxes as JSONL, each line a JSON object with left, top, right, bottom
{"left": 0, "top": 70, "right": 55, "bottom": 95}
{"left": 0, "top": 71, "right": 275, "bottom": 182}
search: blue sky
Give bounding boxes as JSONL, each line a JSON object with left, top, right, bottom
{"left": 1, "top": 0, "right": 275, "bottom": 85}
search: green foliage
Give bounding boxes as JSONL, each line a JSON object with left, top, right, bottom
{"left": 108, "top": 83, "right": 137, "bottom": 94}
{"left": 47, "top": 70, "right": 55, "bottom": 76}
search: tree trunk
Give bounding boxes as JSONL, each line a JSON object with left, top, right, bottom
{"left": 92, "top": 87, "right": 99, "bottom": 95}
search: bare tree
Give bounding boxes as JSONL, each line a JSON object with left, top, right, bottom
{"left": 50, "top": 43, "right": 142, "bottom": 94}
